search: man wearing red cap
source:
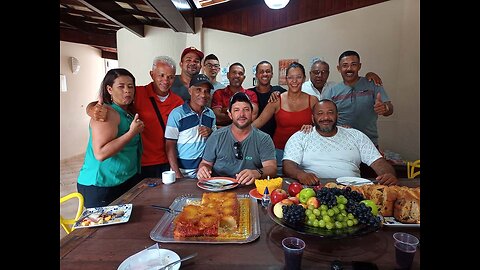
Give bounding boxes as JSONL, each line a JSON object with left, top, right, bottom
{"left": 171, "top": 47, "right": 204, "bottom": 101}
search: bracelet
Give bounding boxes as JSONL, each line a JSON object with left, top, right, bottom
{"left": 256, "top": 168, "right": 263, "bottom": 177}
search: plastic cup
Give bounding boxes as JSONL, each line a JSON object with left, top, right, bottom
{"left": 282, "top": 237, "right": 305, "bottom": 270}
{"left": 162, "top": 171, "right": 176, "bottom": 185}
{"left": 393, "top": 232, "right": 419, "bottom": 270}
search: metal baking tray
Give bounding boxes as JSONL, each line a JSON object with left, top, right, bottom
{"left": 150, "top": 194, "right": 260, "bottom": 244}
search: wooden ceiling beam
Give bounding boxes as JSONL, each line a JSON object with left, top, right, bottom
{"left": 142, "top": 0, "right": 195, "bottom": 33}
{"left": 60, "top": 28, "right": 117, "bottom": 50}
{"left": 77, "top": 0, "right": 145, "bottom": 37}
{"left": 60, "top": 11, "right": 117, "bottom": 34}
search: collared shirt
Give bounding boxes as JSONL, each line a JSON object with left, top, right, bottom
{"left": 165, "top": 101, "right": 216, "bottom": 177}
{"left": 301, "top": 80, "right": 335, "bottom": 100}
{"left": 211, "top": 86, "right": 259, "bottom": 110}
{"left": 171, "top": 75, "right": 191, "bottom": 101}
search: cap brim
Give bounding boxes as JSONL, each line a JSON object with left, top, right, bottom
{"left": 192, "top": 81, "right": 213, "bottom": 89}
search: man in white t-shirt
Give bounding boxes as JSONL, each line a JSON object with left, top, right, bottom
{"left": 282, "top": 99, "right": 398, "bottom": 186}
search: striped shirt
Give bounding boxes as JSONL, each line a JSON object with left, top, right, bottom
{"left": 165, "top": 102, "right": 216, "bottom": 177}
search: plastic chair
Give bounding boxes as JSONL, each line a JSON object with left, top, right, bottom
{"left": 407, "top": 160, "right": 420, "bottom": 179}
{"left": 60, "top": 192, "right": 84, "bottom": 234}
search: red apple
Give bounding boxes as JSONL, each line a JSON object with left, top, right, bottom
{"left": 270, "top": 189, "right": 288, "bottom": 205}
{"left": 281, "top": 199, "right": 294, "bottom": 206}
{"left": 288, "top": 196, "right": 300, "bottom": 204}
{"left": 288, "top": 182, "right": 303, "bottom": 197}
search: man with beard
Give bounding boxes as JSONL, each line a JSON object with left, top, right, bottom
{"left": 282, "top": 99, "right": 397, "bottom": 186}
{"left": 165, "top": 74, "right": 217, "bottom": 179}
{"left": 197, "top": 92, "right": 276, "bottom": 185}
{"left": 171, "top": 47, "right": 204, "bottom": 101}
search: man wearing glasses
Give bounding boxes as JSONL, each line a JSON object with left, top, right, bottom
{"left": 202, "top": 54, "right": 225, "bottom": 94}
{"left": 197, "top": 92, "right": 277, "bottom": 185}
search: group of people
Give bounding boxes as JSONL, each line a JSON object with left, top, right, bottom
{"left": 77, "top": 47, "right": 399, "bottom": 208}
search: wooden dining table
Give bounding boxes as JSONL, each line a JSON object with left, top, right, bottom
{"left": 60, "top": 177, "right": 420, "bottom": 269}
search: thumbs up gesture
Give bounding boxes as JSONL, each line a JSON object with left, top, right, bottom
{"left": 130, "top": 113, "right": 145, "bottom": 134}
{"left": 373, "top": 93, "right": 388, "bottom": 115}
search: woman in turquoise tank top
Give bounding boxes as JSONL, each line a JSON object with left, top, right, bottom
{"left": 77, "top": 68, "right": 144, "bottom": 208}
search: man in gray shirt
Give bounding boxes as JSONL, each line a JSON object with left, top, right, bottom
{"left": 171, "top": 46, "right": 204, "bottom": 101}
{"left": 197, "top": 92, "right": 277, "bottom": 185}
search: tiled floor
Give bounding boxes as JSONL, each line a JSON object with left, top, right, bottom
{"left": 60, "top": 154, "right": 84, "bottom": 240}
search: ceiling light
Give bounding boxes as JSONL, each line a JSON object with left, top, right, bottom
{"left": 264, "top": 0, "right": 290, "bottom": 9}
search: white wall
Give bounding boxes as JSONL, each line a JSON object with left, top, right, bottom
{"left": 60, "top": 41, "right": 105, "bottom": 160}
{"left": 116, "top": 18, "right": 204, "bottom": 85}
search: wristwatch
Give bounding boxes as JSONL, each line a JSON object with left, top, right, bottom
{"left": 256, "top": 168, "right": 264, "bottom": 177}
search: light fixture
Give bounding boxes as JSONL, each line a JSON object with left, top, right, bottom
{"left": 264, "top": 0, "right": 290, "bottom": 9}
{"left": 70, "top": 57, "right": 80, "bottom": 74}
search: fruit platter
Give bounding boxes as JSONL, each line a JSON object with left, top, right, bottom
{"left": 267, "top": 182, "right": 383, "bottom": 239}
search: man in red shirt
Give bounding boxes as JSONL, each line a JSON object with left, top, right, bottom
{"left": 86, "top": 56, "right": 184, "bottom": 180}
{"left": 211, "top": 62, "right": 259, "bottom": 127}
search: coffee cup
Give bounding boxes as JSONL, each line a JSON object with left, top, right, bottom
{"left": 162, "top": 171, "right": 176, "bottom": 184}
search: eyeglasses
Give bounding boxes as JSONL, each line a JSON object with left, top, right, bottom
{"left": 233, "top": 141, "right": 243, "bottom": 160}
{"left": 205, "top": 63, "right": 220, "bottom": 69}
{"left": 311, "top": 70, "right": 329, "bottom": 76}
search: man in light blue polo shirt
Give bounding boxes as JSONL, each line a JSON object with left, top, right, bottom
{"left": 165, "top": 74, "right": 216, "bottom": 178}
{"left": 323, "top": 50, "right": 394, "bottom": 146}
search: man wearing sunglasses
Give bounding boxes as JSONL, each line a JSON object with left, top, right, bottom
{"left": 197, "top": 92, "right": 277, "bottom": 185}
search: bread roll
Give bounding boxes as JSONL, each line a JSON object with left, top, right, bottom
{"left": 393, "top": 198, "right": 420, "bottom": 224}
{"left": 361, "top": 184, "right": 397, "bottom": 216}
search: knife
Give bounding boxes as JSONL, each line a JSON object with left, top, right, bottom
{"left": 198, "top": 181, "right": 237, "bottom": 187}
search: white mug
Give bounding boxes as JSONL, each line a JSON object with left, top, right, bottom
{"left": 162, "top": 171, "right": 176, "bottom": 184}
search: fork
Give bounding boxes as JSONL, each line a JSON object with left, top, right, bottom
{"left": 157, "top": 253, "right": 197, "bottom": 270}
{"left": 151, "top": 205, "right": 181, "bottom": 214}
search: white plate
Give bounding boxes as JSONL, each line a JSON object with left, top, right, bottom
{"left": 197, "top": 177, "right": 239, "bottom": 192}
{"left": 72, "top": 204, "right": 132, "bottom": 229}
{"left": 336, "top": 176, "right": 373, "bottom": 186}
{"left": 117, "top": 248, "right": 180, "bottom": 270}
{"left": 383, "top": 217, "right": 420, "bottom": 227}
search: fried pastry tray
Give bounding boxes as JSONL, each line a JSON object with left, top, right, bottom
{"left": 150, "top": 194, "right": 260, "bottom": 244}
